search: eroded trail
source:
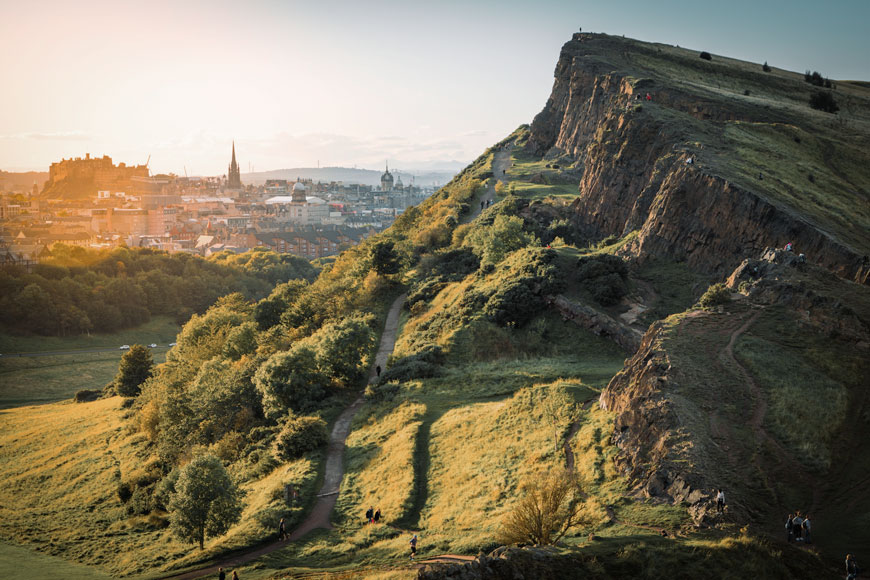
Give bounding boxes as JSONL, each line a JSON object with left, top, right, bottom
{"left": 720, "top": 309, "right": 820, "bottom": 515}
{"left": 165, "top": 294, "right": 407, "bottom": 579}
{"left": 462, "top": 144, "right": 513, "bottom": 224}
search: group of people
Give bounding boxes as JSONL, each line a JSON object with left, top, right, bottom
{"left": 479, "top": 198, "right": 493, "bottom": 210}
{"left": 786, "top": 512, "right": 812, "bottom": 544}
{"left": 364, "top": 506, "right": 382, "bottom": 525}
{"left": 217, "top": 568, "right": 239, "bottom": 580}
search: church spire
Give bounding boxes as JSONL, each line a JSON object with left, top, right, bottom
{"left": 227, "top": 141, "right": 242, "bottom": 189}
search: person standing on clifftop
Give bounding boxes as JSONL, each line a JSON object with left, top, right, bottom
{"left": 716, "top": 489, "right": 725, "bottom": 514}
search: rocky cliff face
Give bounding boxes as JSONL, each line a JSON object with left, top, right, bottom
{"left": 527, "top": 33, "right": 869, "bottom": 284}
{"left": 599, "top": 249, "right": 870, "bottom": 523}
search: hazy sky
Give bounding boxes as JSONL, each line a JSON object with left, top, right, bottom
{"left": 1, "top": 0, "right": 867, "bottom": 175}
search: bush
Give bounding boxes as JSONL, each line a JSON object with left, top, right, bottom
{"left": 804, "top": 70, "right": 829, "bottom": 87}
{"left": 365, "top": 382, "right": 400, "bottom": 402}
{"left": 117, "top": 482, "right": 133, "bottom": 503}
{"left": 74, "top": 389, "right": 102, "bottom": 403}
{"left": 273, "top": 416, "right": 329, "bottom": 461}
{"left": 699, "top": 51, "right": 712, "bottom": 61}
{"left": 698, "top": 283, "right": 730, "bottom": 308}
{"left": 577, "top": 254, "right": 629, "bottom": 306}
{"left": 379, "top": 345, "right": 444, "bottom": 384}
{"left": 762, "top": 61, "right": 771, "bottom": 72}
{"left": 809, "top": 91, "right": 838, "bottom": 113}
{"left": 498, "top": 472, "right": 583, "bottom": 545}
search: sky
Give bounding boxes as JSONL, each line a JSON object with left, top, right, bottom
{"left": 1, "top": 0, "right": 868, "bottom": 175}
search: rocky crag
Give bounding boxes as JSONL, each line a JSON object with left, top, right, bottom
{"left": 526, "top": 33, "right": 870, "bottom": 284}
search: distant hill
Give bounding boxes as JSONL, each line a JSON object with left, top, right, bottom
{"left": 0, "top": 170, "right": 48, "bottom": 193}
{"left": 242, "top": 166, "right": 459, "bottom": 187}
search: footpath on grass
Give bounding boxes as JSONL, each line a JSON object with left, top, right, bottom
{"left": 462, "top": 144, "right": 514, "bottom": 225}
{"left": 164, "top": 294, "right": 407, "bottom": 579}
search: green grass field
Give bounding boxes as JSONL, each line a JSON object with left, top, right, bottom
{"left": 0, "top": 542, "right": 113, "bottom": 580}
{"left": 0, "top": 317, "right": 179, "bottom": 408}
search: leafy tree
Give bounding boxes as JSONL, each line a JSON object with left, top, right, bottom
{"left": 168, "top": 454, "right": 243, "bottom": 549}
{"left": 313, "top": 315, "right": 376, "bottom": 386}
{"left": 115, "top": 345, "right": 154, "bottom": 397}
{"left": 273, "top": 415, "right": 329, "bottom": 460}
{"left": 464, "top": 214, "right": 538, "bottom": 267}
{"left": 254, "top": 346, "right": 327, "bottom": 417}
{"left": 370, "top": 240, "right": 401, "bottom": 276}
{"left": 499, "top": 471, "right": 583, "bottom": 545}
{"left": 809, "top": 91, "right": 839, "bottom": 113}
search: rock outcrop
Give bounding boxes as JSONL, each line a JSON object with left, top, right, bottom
{"left": 527, "top": 33, "right": 869, "bottom": 284}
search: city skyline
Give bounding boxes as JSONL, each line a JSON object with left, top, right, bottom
{"left": 1, "top": 0, "right": 868, "bottom": 175}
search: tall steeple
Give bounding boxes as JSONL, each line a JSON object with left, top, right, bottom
{"left": 227, "top": 141, "right": 242, "bottom": 189}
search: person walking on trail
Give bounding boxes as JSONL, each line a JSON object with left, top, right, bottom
{"left": 716, "top": 489, "right": 725, "bottom": 514}
{"left": 376, "top": 365, "right": 381, "bottom": 378}
{"left": 786, "top": 514, "right": 794, "bottom": 542}
{"left": 374, "top": 508, "right": 381, "bottom": 523}
{"left": 802, "top": 514, "right": 812, "bottom": 544}
{"left": 409, "top": 534, "right": 418, "bottom": 560}
{"left": 792, "top": 513, "right": 804, "bottom": 541}
{"left": 365, "top": 506, "right": 373, "bottom": 524}
{"left": 232, "top": 572, "right": 240, "bottom": 580}
{"left": 219, "top": 568, "right": 226, "bottom": 580}
{"left": 278, "top": 517, "right": 286, "bottom": 541}
{"left": 480, "top": 200, "right": 485, "bottom": 210}
{"left": 846, "top": 554, "right": 859, "bottom": 579}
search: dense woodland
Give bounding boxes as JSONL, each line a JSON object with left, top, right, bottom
{"left": 0, "top": 245, "right": 317, "bottom": 336}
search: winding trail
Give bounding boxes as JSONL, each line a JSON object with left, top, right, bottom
{"left": 164, "top": 294, "right": 407, "bottom": 579}
{"left": 462, "top": 144, "right": 514, "bottom": 224}
{"left": 719, "top": 309, "right": 820, "bottom": 516}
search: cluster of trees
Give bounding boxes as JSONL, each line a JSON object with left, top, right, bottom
{"left": 0, "top": 245, "right": 316, "bottom": 336}
{"left": 118, "top": 230, "right": 405, "bottom": 548}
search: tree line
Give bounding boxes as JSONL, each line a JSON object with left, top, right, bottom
{"left": 0, "top": 244, "right": 317, "bottom": 336}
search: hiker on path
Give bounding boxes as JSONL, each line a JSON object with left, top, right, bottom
{"left": 792, "top": 513, "right": 804, "bottom": 541}
{"left": 365, "top": 506, "right": 374, "bottom": 524}
{"left": 716, "top": 489, "right": 725, "bottom": 514}
{"left": 232, "top": 572, "right": 240, "bottom": 580}
{"left": 278, "top": 517, "right": 286, "bottom": 541}
{"left": 219, "top": 568, "right": 226, "bottom": 580}
{"left": 480, "top": 201, "right": 485, "bottom": 210}
{"left": 802, "top": 514, "right": 812, "bottom": 544}
{"left": 376, "top": 365, "right": 381, "bottom": 378}
{"left": 410, "top": 534, "right": 418, "bottom": 560}
{"left": 786, "top": 514, "right": 794, "bottom": 542}
{"left": 374, "top": 508, "right": 381, "bottom": 523}
{"left": 846, "top": 554, "right": 859, "bottom": 579}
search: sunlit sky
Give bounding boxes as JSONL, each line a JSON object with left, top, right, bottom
{"left": 1, "top": 0, "right": 867, "bottom": 175}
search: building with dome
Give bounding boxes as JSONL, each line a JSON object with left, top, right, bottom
{"left": 264, "top": 179, "right": 329, "bottom": 224}
{"left": 380, "top": 163, "right": 394, "bottom": 192}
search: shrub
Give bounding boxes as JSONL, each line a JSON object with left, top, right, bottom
{"left": 762, "top": 61, "right": 771, "bottom": 72}
{"left": 699, "top": 51, "right": 712, "bottom": 61}
{"left": 809, "top": 91, "right": 838, "bottom": 113}
{"left": 114, "top": 344, "right": 154, "bottom": 397}
{"left": 74, "top": 389, "right": 102, "bottom": 403}
{"left": 365, "top": 381, "right": 400, "bottom": 402}
{"left": 117, "top": 482, "right": 133, "bottom": 503}
{"left": 127, "top": 486, "right": 153, "bottom": 516}
{"left": 577, "top": 254, "right": 629, "bottom": 306}
{"left": 273, "top": 416, "right": 329, "bottom": 461}
{"left": 498, "top": 471, "right": 584, "bottom": 545}
{"left": 379, "top": 346, "right": 444, "bottom": 384}
{"left": 698, "top": 283, "right": 730, "bottom": 308}
{"left": 804, "top": 70, "right": 829, "bottom": 87}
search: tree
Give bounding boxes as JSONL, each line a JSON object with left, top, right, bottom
{"left": 168, "top": 454, "right": 243, "bottom": 549}
{"left": 499, "top": 471, "right": 583, "bottom": 545}
{"left": 370, "top": 240, "right": 401, "bottom": 276}
{"left": 809, "top": 91, "right": 839, "bottom": 114}
{"left": 254, "top": 345, "right": 327, "bottom": 417}
{"left": 115, "top": 344, "right": 154, "bottom": 397}
{"left": 313, "top": 315, "right": 376, "bottom": 386}
{"left": 464, "top": 214, "right": 538, "bottom": 267}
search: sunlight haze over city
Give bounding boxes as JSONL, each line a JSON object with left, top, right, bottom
{"left": 1, "top": 0, "right": 867, "bottom": 174}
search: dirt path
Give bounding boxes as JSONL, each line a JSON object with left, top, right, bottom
{"left": 462, "top": 144, "right": 513, "bottom": 224}
{"left": 720, "top": 309, "right": 820, "bottom": 515}
{"left": 164, "top": 294, "right": 407, "bottom": 579}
